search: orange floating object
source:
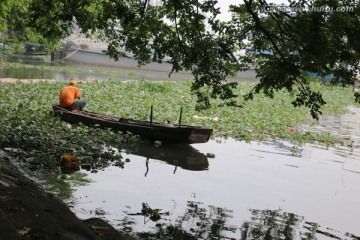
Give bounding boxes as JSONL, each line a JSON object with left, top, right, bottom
{"left": 288, "top": 127, "right": 298, "bottom": 133}
{"left": 61, "top": 154, "right": 81, "bottom": 173}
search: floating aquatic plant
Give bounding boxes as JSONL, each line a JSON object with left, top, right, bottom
{"left": 0, "top": 76, "right": 358, "bottom": 198}
{"left": 0, "top": 79, "right": 357, "bottom": 169}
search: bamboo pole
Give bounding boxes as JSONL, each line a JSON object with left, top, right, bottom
{"left": 178, "top": 107, "right": 183, "bottom": 125}
{"left": 150, "top": 105, "right": 153, "bottom": 124}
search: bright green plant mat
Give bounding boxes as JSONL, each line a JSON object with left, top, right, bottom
{"left": 0, "top": 79, "right": 357, "bottom": 164}
{"left": 1, "top": 79, "right": 357, "bottom": 197}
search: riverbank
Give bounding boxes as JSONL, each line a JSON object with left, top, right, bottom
{"left": 0, "top": 77, "right": 98, "bottom": 84}
{"left": 0, "top": 152, "right": 133, "bottom": 240}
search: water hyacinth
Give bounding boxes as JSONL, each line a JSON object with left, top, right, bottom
{"left": 0, "top": 79, "right": 357, "bottom": 170}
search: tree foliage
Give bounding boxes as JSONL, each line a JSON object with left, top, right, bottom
{"left": 235, "top": 0, "right": 360, "bottom": 119}
{"left": 1, "top": 0, "right": 360, "bottom": 118}
{"left": 0, "top": 0, "right": 59, "bottom": 55}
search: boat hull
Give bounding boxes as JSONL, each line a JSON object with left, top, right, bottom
{"left": 52, "top": 105, "right": 212, "bottom": 144}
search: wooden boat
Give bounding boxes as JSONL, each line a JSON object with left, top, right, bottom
{"left": 52, "top": 104, "right": 213, "bottom": 144}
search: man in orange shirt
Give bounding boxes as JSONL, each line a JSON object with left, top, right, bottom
{"left": 59, "top": 80, "right": 86, "bottom": 111}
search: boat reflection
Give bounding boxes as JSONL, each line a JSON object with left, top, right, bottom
{"left": 124, "top": 143, "right": 209, "bottom": 175}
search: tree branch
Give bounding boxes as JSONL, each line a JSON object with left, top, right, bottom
{"left": 244, "top": 0, "right": 285, "bottom": 60}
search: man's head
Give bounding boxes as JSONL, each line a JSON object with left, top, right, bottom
{"left": 69, "top": 80, "right": 77, "bottom": 86}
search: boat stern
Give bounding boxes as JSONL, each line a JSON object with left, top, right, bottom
{"left": 188, "top": 128, "right": 213, "bottom": 144}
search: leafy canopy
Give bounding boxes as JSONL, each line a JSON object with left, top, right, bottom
{"left": 1, "top": 0, "right": 360, "bottom": 118}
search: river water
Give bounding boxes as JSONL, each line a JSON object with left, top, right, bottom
{"left": 1, "top": 52, "right": 257, "bottom": 82}
{"left": 66, "top": 108, "right": 360, "bottom": 240}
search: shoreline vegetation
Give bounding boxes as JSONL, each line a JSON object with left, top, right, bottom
{"left": 1, "top": 74, "right": 359, "bottom": 170}
{"left": 1, "top": 76, "right": 358, "bottom": 144}
{"left": 1, "top": 75, "right": 358, "bottom": 173}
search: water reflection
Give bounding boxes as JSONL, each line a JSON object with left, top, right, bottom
{"left": 123, "top": 203, "right": 360, "bottom": 240}
{"left": 68, "top": 137, "right": 360, "bottom": 239}
{"left": 255, "top": 208, "right": 353, "bottom": 240}
{"left": 255, "top": 140, "right": 304, "bottom": 158}
{"left": 124, "top": 143, "right": 209, "bottom": 175}
{"left": 54, "top": 103, "right": 360, "bottom": 240}
{"left": 133, "top": 200, "right": 237, "bottom": 240}
{"left": 240, "top": 209, "right": 360, "bottom": 240}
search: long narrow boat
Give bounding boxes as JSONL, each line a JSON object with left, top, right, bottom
{"left": 52, "top": 104, "right": 213, "bottom": 144}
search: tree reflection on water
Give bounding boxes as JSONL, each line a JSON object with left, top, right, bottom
{"left": 134, "top": 200, "right": 236, "bottom": 240}
{"left": 123, "top": 203, "right": 359, "bottom": 240}
{"left": 241, "top": 209, "right": 360, "bottom": 240}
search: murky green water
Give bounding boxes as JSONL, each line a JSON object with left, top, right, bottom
{"left": 0, "top": 55, "right": 131, "bottom": 81}
{"left": 65, "top": 108, "right": 360, "bottom": 239}
{"left": 1, "top": 53, "right": 258, "bottom": 82}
